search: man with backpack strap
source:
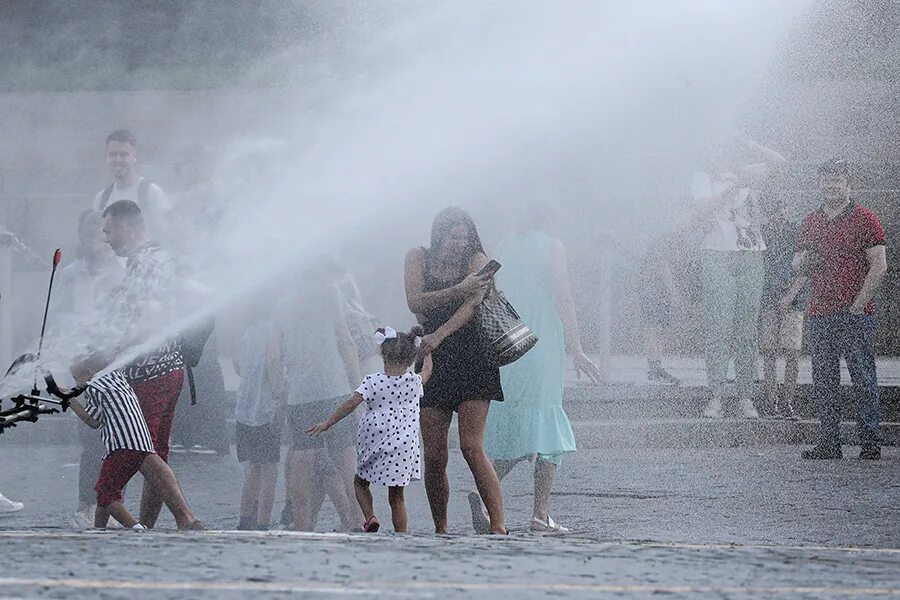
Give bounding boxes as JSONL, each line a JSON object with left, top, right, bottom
{"left": 94, "top": 129, "right": 171, "bottom": 241}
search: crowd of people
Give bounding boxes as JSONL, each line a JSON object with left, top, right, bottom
{"left": 0, "top": 128, "right": 887, "bottom": 530}
{"left": 644, "top": 139, "right": 886, "bottom": 461}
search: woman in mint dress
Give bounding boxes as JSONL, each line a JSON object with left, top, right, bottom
{"left": 478, "top": 218, "right": 602, "bottom": 534}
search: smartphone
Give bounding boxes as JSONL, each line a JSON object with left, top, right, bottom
{"left": 476, "top": 260, "right": 502, "bottom": 277}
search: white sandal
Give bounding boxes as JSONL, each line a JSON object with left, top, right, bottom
{"left": 530, "top": 516, "right": 569, "bottom": 534}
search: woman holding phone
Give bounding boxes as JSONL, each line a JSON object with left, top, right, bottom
{"left": 404, "top": 206, "right": 507, "bottom": 535}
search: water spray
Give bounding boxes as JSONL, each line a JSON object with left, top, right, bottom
{"left": 0, "top": 249, "right": 85, "bottom": 434}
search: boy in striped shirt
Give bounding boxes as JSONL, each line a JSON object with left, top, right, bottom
{"left": 68, "top": 359, "right": 205, "bottom": 530}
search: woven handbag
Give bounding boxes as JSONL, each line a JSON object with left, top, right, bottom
{"left": 474, "top": 288, "right": 538, "bottom": 367}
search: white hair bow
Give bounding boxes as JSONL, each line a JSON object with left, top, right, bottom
{"left": 374, "top": 327, "right": 397, "bottom": 345}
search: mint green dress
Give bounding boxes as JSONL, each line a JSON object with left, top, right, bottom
{"left": 484, "top": 231, "right": 576, "bottom": 465}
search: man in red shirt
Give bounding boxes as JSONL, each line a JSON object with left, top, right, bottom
{"left": 794, "top": 159, "right": 887, "bottom": 460}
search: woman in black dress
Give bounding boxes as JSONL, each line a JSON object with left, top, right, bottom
{"left": 404, "top": 207, "right": 507, "bottom": 534}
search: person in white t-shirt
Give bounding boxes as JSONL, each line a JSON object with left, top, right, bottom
{"left": 48, "top": 209, "right": 124, "bottom": 527}
{"left": 269, "top": 257, "right": 363, "bottom": 532}
{"left": 93, "top": 129, "right": 171, "bottom": 241}
{"left": 690, "top": 135, "right": 786, "bottom": 419}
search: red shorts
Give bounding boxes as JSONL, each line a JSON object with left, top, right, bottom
{"left": 131, "top": 370, "right": 184, "bottom": 462}
{"left": 95, "top": 449, "right": 150, "bottom": 506}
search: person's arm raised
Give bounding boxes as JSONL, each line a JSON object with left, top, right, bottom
{"left": 68, "top": 398, "right": 101, "bottom": 429}
{"left": 418, "top": 253, "right": 493, "bottom": 353}
{"left": 404, "top": 248, "right": 491, "bottom": 315}
{"left": 737, "top": 138, "right": 787, "bottom": 187}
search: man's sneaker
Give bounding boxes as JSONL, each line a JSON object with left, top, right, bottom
{"left": 189, "top": 445, "right": 216, "bottom": 455}
{"left": 739, "top": 398, "right": 760, "bottom": 419}
{"left": 647, "top": 363, "right": 681, "bottom": 386}
{"left": 169, "top": 444, "right": 186, "bottom": 454}
{"left": 0, "top": 493, "right": 24, "bottom": 514}
{"left": 802, "top": 445, "right": 843, "bottom": 460}
{"left": 859, "top": 445, "right": 881, "bottom": 461}
{"left": 702, "top": 397, "right": 723, "bottom": 419}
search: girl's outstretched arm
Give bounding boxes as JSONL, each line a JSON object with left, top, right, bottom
{"left": 308, "top": 392, "right": 364, "bottom": 435}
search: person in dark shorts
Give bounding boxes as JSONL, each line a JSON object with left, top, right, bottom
{"left": 270, "top": 258, "right": 363, "bottom": 531}
{"left": 404, "top": 206, "right": 507, "bottom": 535}
{"left": 234, "top": 309, "right": 281, "bottom": 530}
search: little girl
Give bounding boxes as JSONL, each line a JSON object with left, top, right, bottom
{"left": 309, "top": 326, "right": 432, "bottom": 533}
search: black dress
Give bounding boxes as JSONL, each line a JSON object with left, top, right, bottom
{"left": 420, "top": 252, "right": 504, "bottom": 412}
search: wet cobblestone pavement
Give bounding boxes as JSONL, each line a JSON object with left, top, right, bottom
{"left": 0, "top": 444, "right": 898, "bottom": 597}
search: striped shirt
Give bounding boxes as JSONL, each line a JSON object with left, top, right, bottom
{"left": 83, "top": 371, "right": 155, "bottom": 458}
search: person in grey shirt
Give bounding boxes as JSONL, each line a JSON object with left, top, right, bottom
{"left": 269, "top": 257, "right": 362, "bottom": 531}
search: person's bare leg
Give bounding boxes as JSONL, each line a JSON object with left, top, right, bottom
{"left": 240, "top": 463, "right": 261, "bottom": 525}
{"left": 354, "top": 475, "right": 375, "bottom": 523}
{"left": 94, "top": 504, "right": 114, "bottom": 528}
{"left": 337, "top": 445, "right": 363, "bottom": 525}
{"left": 288, "top": 449, "right": 318, "bottom": 531}
{"left": 458, "top": 400, "right": 506, "bottom": 534}
{"left": 106, "top": 502, "right": 139, "bottom": 528}
{"left": 762, "top": 353, "right": 778, "bottom": 414}
{"left": 784, "top": 350, "right": 801, "bottom": 415}
{"left": 139, "top": 454, "right": 197, "bottom": 529}
{"left": 388, "top": 486, "right": 408, "bottom": 533}
{"left": 533, "top": 458, "right": 558, "bottom": 521}
{"left": 645, "top": 324, "right": 662, "bottom": 365}
{"left": 492, "top": 458, "right": 521, "bottom": 482}
{"left": 93, "top": 504, "right": 111, "bottom": 528}
{"left": 321, "top": 445, "right": 359, "bottom": 531}
{"left": 139, "top": 479, "right": 164, "bottom": 529}
{"left": 420, "top": 406, "right": 452, "bottom": 534}
{"left": 256, "top": 463, "right": 278, "bottom": 528}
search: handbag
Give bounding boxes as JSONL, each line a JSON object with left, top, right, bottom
{"left": 474, "top": 287, "right": 538, "bottom": 367}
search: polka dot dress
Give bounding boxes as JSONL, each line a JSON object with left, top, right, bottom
{"left": 356, "top": 372, "right": 422, "bottom": 487}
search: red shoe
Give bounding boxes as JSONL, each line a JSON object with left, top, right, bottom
{"left": 363, "top": 516, "right": 380, "bottom": 532}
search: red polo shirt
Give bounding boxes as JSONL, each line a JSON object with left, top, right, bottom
{"left": 797, "top": 202, "right": 885, "bottom": 316}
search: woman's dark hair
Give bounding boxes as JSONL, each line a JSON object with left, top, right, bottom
{"left": 378, "top": 325, "right": 424, "bottom": 366}
{"left": 429, "top": 206, "right": 485, "bottom": 266}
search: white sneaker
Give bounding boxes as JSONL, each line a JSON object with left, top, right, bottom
{"left": 531, "top": 515, "right": 569, "bottom": 534}
{"left": 702, "top": 397, "right": 723, "bottom": 419}
{"left": 739, "top": 398, "right": 760, "bottom": 419}
{"left": 0, "top": 493, "right": 24, "bottom": 514}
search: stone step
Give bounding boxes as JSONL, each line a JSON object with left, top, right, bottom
{"left": 563, "top": 383, "right": 900, "bottom": 421}
{"left": 568, "top": 418, "right": 900, "bottom": 449}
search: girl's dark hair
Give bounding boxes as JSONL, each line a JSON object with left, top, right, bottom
{"left": 378, "top": 325, "right": 424, "bottom": 366}
{"left": 429, "top": 206, "right": 485, "bottom": 266}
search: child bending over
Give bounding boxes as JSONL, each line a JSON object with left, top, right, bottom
{"left": 67, "top": 354, "right": 205, "bottom": 530}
